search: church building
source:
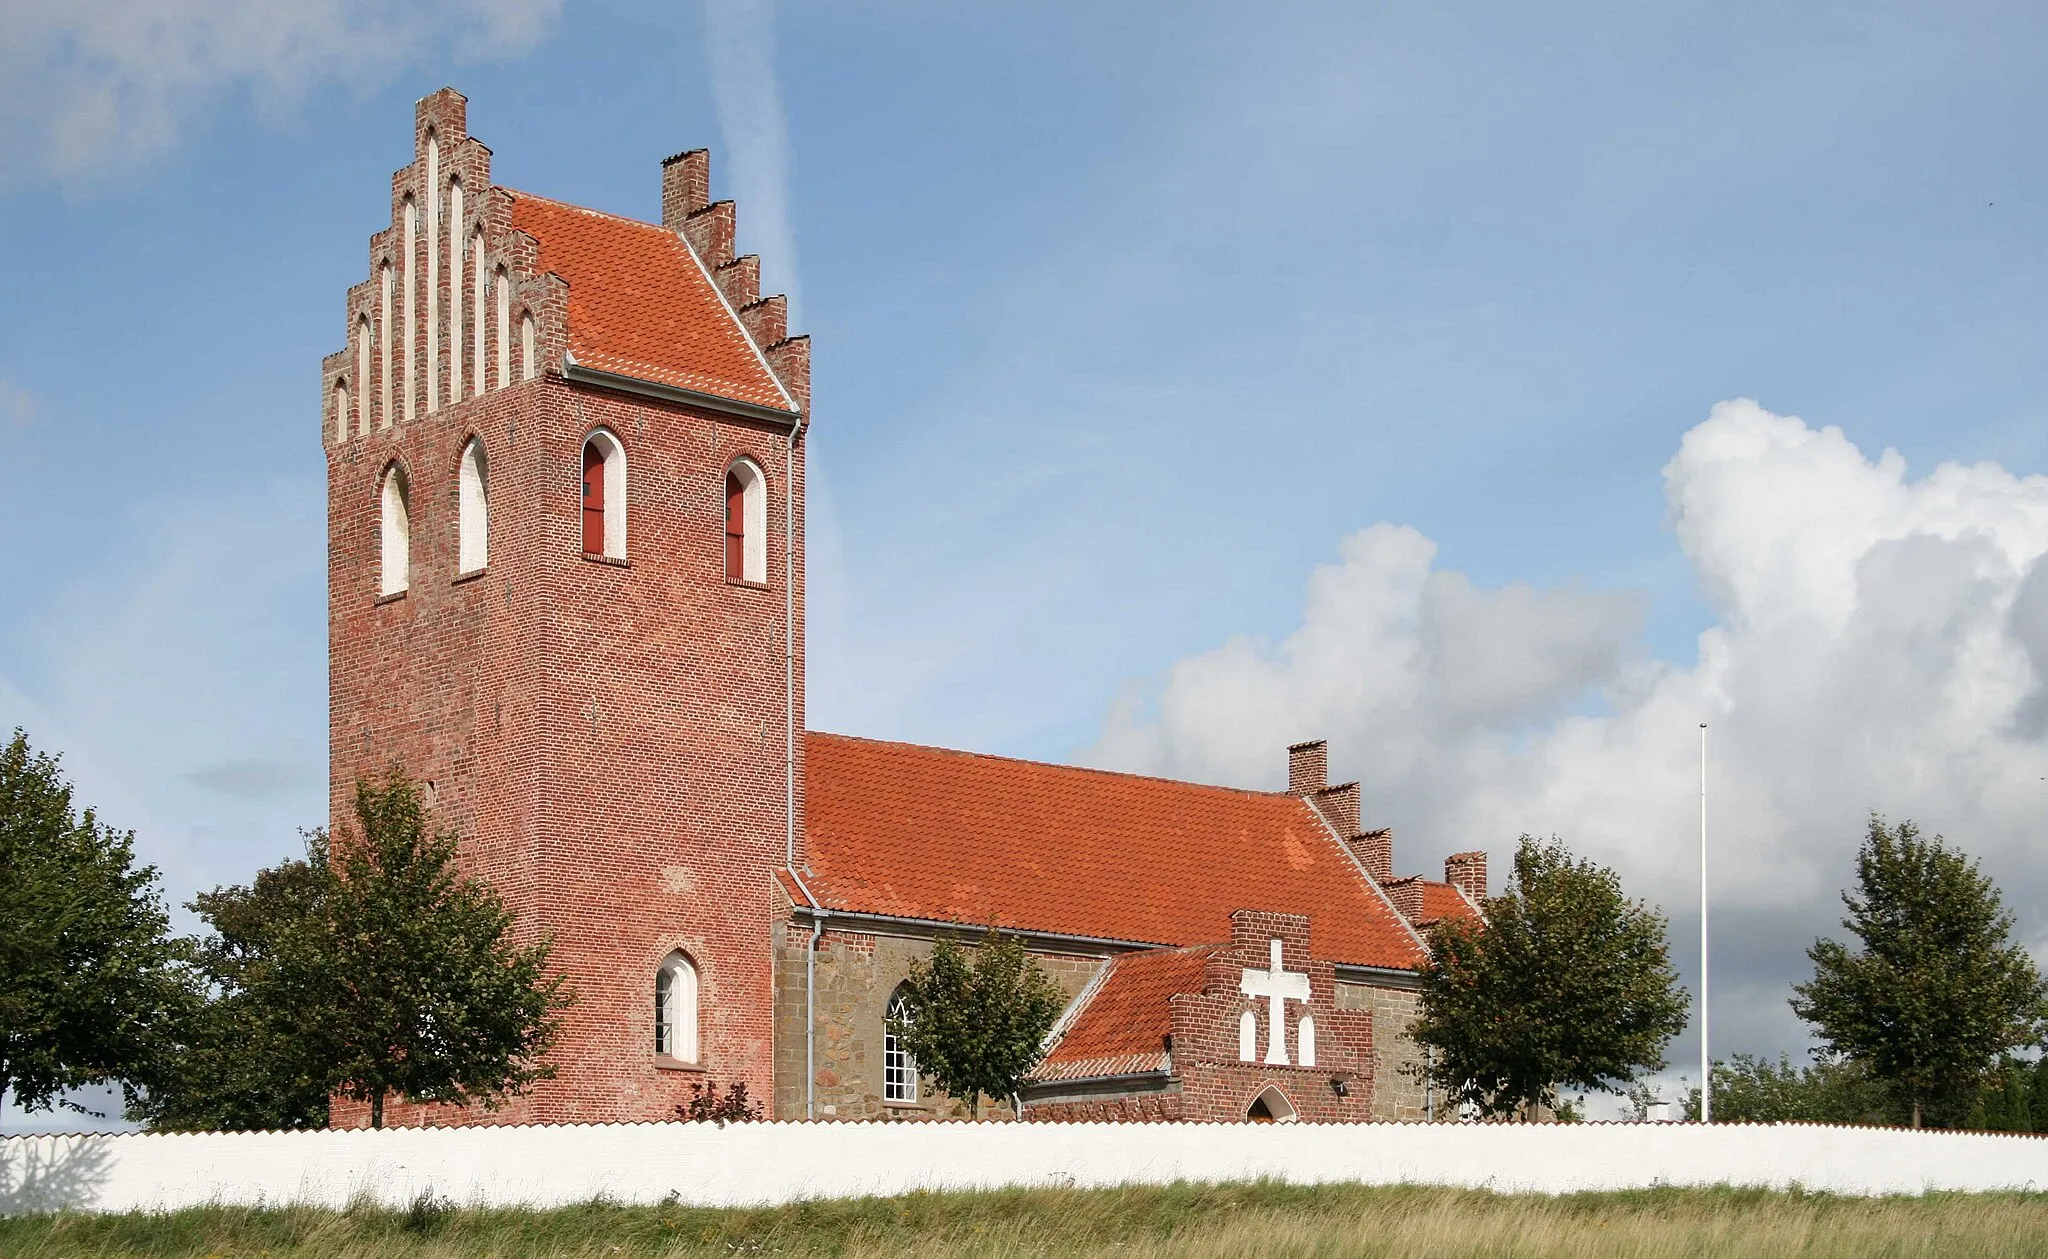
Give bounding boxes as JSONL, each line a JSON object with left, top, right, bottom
{"left": 323, "top": 89, "right": 1486, "bottom": 1127}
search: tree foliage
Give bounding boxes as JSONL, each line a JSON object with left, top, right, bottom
{"left": 308, "top": 772, "right": 572, "bottom": 1127}
{"left": 139, "top": 771, "right": 572, "bottom": 1130}
{"left": 1413, "top": 835, "right": 1690, "bottom": 1121}
{"left": 1680, "top": 1053, "right": 1898, "bottom": 1125}
{"left": 0, "top": 729, "right": 192, "bottom": 1115}
{"left": 894, "top": 925, "right": 1067, "bottom": 1118}
{"left": 129, "top": 856, "right": 334, "bottom": 1130}
{"left": 1790, "top": 816, "right": 2046, "bottom": 1128}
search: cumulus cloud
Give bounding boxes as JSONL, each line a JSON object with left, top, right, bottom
{"left": 0, "top": 0, "right": 560, "bottom": 182}
{"left": 702, "top": 0, "right": 802, "bottom": 324}
{"left": 1091, "top": 399, "right": 2048, "bottom": 1053}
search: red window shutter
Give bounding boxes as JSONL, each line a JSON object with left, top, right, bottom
{"left": 725, "top": 473, "right": 745, "bottom": 581}
{"left": 583, "top": 444, "right": 606, "bottom": 554}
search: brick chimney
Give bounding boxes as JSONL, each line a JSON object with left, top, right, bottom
{"left": 1445, "top": 851, "right": 1488, "bottom": 903}
{"left": 1352, "top": 827, "right": 1393, "bottom": 883}
{"left": 1287, "top": 740, "right": 1327, "bottom": 795}
{"left": 661, "top": 149, "right": 710, "bottom": 229}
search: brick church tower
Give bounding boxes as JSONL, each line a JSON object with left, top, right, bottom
{"left": 320, "top": 89, "right": 809, "bottom": 1125}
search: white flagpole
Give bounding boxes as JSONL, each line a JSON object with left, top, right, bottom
{"left": 1700, "top": 721, "right": 1710, "bottom": 1124}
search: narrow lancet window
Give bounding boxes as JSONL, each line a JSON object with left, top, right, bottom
{"left": 494, "top": 269, "right": 511, "bottom": 390}
{"left": 1297, "top": 1013, "right": 1316, "bottom": 1068}
{"left": 378, "top": 263, "right": 394, "bottom": 428}
{"left": 725, "top": 459, "right": 766, "bottom": 583}
{"left": 354, "top": 317, "right": 372, "bottom": 437}
{"left": 582, "top": 430, "right": 626, "bottom": 559}
{"left": 402, "top": 200, "right": 418, "bottom": 422}
{"left": 471, "top": 232, "right": 486, "bottom": 397}
{"left": 333, "top": 381, "right": 350, "bottom": 445}
{"left": 884, "top": 991, "right": 917, "bottom": 1103}
{"left": 458, "top": 438, "right": 488, "bottom": 574}
{"left": 425, "top": 136, "right": 440, "bottom": 413}
{"left": 655, "top": 952, "right": 699, "bottom": 1063}
{"left": 447, "top": 177, "right": 463, "bottom": 406}
{"left": 379, "top": 465, "right": 410, "bottom": 597}
{"left": 520, "top": 312, "right": 536, "bottom": 382}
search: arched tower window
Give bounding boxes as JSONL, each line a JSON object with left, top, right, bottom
{"left": 379, "top": 465, "right": 410, "bottom": 597}
{"left": 582, "top": 429, "right": 626, "bottom": 559}
{"left": 725, "top": 458, "right": 766, "bottom": 583}
{"left": 354, "top": 317, "right": 371, "bottom": 437}
{"left": 520, "top": 312, "right": 537, "bottom": 382}
{"left": 333, "top": 380, "right": 350, "bottom": 445}
{"left": 494, "top": 269, "right": 511, "bottom": 390}
{"left": 655, "top": 951, "right": 699, "bottom": 1063}
{"left": 402, "top": 198, "right": 418, "bottom": 422}
{"left": 884, "top": 989, "right": 917, "bottom": 1104}
{"left": 458, "top": 438, "right": 488, "bottom": 574}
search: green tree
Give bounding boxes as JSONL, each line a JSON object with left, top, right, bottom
{"left": 1969, "top": 1057, "right": 2033, "bottom": 1134}
{"left": 1681, "top": 1053, "right": 1898, "bottom": 1125}
{"left": 894, "top": 924, "right": 1067, "bottom": 1119}
{"left": 0, "top": 729, "right": 193, "bottom": 1116}
{"left": 1790, "top": 816, "right": 2045, "bottom": 1128}
{"left": 304, "top": 772, "right": 570, "bottom": 1128}
{"left": 129, "top": 856, "right": 334, "bottom": 1131}
{"left": 1413, "top": 835, "right": 1690, "bottom": 1122}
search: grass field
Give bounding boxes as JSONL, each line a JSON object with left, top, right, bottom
{"left": 4, "top": 1182, "right": 2046, "bottom": 1258}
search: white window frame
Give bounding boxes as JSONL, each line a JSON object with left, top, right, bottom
{"left": 655, "top": 951, "right": 699, "bottom": 1063}
{"left": 583, "top": 429, "right": 627, "bottom": 559}
{"left": 727, "top": 457, "right": 767, "bottom": 583}
{"left": 379, "top": 464, "right": 410, "bottom": 596}
{"left": 884, "top": 991, "right": 917, "bottom": 1104}
{"left": 457, "top": 437, "right": 488, "bottom": 574}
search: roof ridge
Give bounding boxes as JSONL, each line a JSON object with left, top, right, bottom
{"left": 804, "top": 729, "right": 1301, "bottom": 802}
{"left": 502, "top": 188, "right": 665, "bottom": 232}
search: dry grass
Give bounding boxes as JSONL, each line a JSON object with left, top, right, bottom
{"left": 4, "top": 1182, "right": 2046, "bottom": 1258}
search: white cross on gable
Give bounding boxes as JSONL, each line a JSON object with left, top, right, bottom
{"left": 1239, "top": 938, "right": 1311, "bottom": 1066}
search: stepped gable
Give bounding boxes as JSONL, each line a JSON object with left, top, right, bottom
{"left": 1035, "top": 945, "right": 1219, "bottom": 1082}
{"left": 506, "top": 191, "right": 796, "bottom": 414}
{"left": 797, "top": 732, "right": 1429, "bottom": 971}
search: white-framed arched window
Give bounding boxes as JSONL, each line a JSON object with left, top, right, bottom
{"left": 655, "top": 951, "right": 699, "bottom": 1063}
{"left": 379, "top": 464, "right": 410, "bottom": 597}
{"left": 581, "top": 429, "right": 626, "bottom": 559}
{"left": 1297, "top": 1013, "right": 1316, "bottom": 1068}
{"left": 333, "top": 380, "right": 350, "bottom": 446}
{"left": 724, "top": 458, "right": 766, "bottom": 584}
{"left": 1238, "top": 1009, "right": 1257, "bottom": 1063}
{"left": 884, "top": 989, "right": 917, "bottom": 1104}
{"left": 457, "top": 437, "right": 488, "bottom": 574}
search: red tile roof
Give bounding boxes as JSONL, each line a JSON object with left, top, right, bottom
{"left": 800, "top": 733, "right": 1427, "bottom": 971}
{"left": 1418, "top": 880, "right": 1480, "bottom": 927}
{"left": 507, "top": 192, "right": 793, "bottom": 413}
{"left": 1035, "top": 946, "right": 1217, "bottom": 1081}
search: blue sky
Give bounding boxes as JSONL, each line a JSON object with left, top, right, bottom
{"left": 5, "top": 0, "right": 2048, "bottom": 1125}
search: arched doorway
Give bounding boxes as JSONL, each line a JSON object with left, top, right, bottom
{"left": 1246, "top": 1085, "right": 1298, "bottom": 1123}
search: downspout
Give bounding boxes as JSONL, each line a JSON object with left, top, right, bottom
{"left": 786, "top": 410, "right": 804, "bottom": 868}
{"left": 786, "top": 866, "right": 823, "bottom": 1121}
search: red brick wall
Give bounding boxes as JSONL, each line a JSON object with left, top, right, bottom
{"left": 326, "top": 91, "right": 806, "bottom": 1127}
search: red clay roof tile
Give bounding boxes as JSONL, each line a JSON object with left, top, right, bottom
{"left": 801, "top": 733, "right": 1427, "bottom": 971}
{"left": 1036, "top": 946, "right": 1218, "bottom": 1079}
{"left": 507, "top": 192, "right": 793, "bottom": 413}
{"left": 1418, "top": 880, "right": 1481, "bottom": 927}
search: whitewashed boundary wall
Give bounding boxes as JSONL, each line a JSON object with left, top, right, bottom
{"left": 4, "top": 1122, "right": 2044, "bottom": 1215}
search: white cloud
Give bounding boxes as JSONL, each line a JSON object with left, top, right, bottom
{"left": 1090, "top": 399, "right": 2048, "bottom": 1052}
{"left": 703, "top": 0, "right": 802, "bottom": 325}
{"left": 0, "top": 0, "right": 559, "bottom": 182}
